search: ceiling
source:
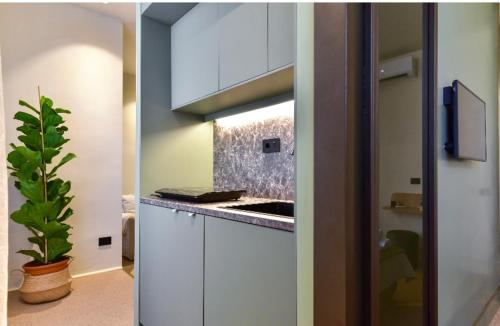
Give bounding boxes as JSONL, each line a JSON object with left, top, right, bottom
{"left": 76, "top": 3, "right": 136, "bottom": 75}
{"left": 379, "top": 3, "right": 422, "bottom": 60}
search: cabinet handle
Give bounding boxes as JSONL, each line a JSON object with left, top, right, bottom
{"left": 188, "top": 212, "right": 195, "bottom": 217}
{"left": 171, "top": 208, "right": 178, "bottom": 213}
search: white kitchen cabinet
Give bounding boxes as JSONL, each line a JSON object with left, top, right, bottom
{"left": 218, "top": 3, "right": 268, "bottom": 89}
{"left": 171, "top": 3, "right": 219, "bottom": 108}
{"left": 268, "top": 3, "right": 295, "bottom": 71}
{"left": 204, "top": 216, "right": 296, "bottom": 326}
{"left": 139, "top": 204, "right": 204, "bottom": 326}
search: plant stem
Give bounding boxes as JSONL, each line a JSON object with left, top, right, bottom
{"left": 38, "top": 86, "right": 48, "bottom": 264}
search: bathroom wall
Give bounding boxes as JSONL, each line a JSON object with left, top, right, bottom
{"left": 0, "top": 3, "right": 123, "bottom": 289}
{"left": 378, "top": 50, "right": 423, "bottom": 237}
{"left": 213, "top": 101, "right": 294, "bottom": 200}
{"left": 437, "top": 4, "right": 499, "bottom": 325}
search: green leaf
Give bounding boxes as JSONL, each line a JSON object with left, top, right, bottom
{"left": 7, "top": 146, "right": 41, "bottom": 169}
{"left": 18, "top": 250, "right": 44, "bottom": 263}
{"left": 10, "top": 207, "right": 33, "bottom": 226}
{"left": 7, "top": 146, "right": 42, "bottom": 180}
{"left": 44, "top": 131, "right": 67, "bottom": 148}
{"left": 40, "top": 97, "right": 54, "bottom": 113}
{"left": 43, "top": 113, "right": 63, "bottom": 129}
{"left": 48, "top": 153, "right": 76, "bottom": 177}
{"left": 58, "top": 181, "right": 71, "bottom": 196}
{"left": 57, "top": 208, "right": 73, "bottom": 223}
{"left": 55, "top": 108, "right": 71, "bottom": 114}
{"left": 47, "top": 179, "right": 63, "bottom": 201}
{"left": 14, "top": 111, "right": 39, "bottom": 126}
{"left": 47, "top": 238, "right": 72, "bottom": 262}
{"left": 11, "top": 203, "right": 45, "bottom": 231}
{"left": 16, "top": 124, "right": 38, "bottom": 136}
{"left": 32, "top": 202, "right": 58, "bottom": 221}
{"left": 28, "top": 236, "right": 44, "bottom": 252}
{"left": 53, "top": 196, "right": 74, "bottom": 218}
{"left": 42, "top": 221, "right": 70, "bottom": 239}
{"left": 19, "top": 100, "right": 40, "bottom": 114}
{"left": 18, "top": 132, "right": 42, "bottom": 151}
{"left": 19, "top": 179, "right": 44, "bottom": 203}
{"left": 43, "top": 148, "right": 60, "bottom": 163}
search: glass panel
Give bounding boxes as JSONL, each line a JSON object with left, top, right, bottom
{"left": 378, "top": 4, "right": 423, "bottom": 325}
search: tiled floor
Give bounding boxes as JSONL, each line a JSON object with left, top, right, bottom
{"left": 8, "top": 269, "right": 133, "bottom": 326}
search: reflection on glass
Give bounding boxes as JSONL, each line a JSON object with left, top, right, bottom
{"left": 378, "top": 4, "right": 423, "bottom": 326}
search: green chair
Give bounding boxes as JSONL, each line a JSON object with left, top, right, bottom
{"left": 387, "top": 230, "right": 419, "bottom": 270}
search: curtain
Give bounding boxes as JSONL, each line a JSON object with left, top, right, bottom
{"left": 0, "top": 48, "right": 7, "bottom": 326}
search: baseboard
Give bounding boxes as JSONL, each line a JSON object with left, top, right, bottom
{"left": 8, "top": 265, "right": 123, "bottom": 292}
{"left": 8, "top": 286, "right": 20, "bottom": 292}
{"left": 72, "top": 266, "right": 123, "bottom": 279}
{"left": 474, "top": 285, "right": 500, "bottom": 326}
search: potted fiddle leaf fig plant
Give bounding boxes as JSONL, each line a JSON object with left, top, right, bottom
{"left": 7, "top": 89, "right": 76, "bottom": 304}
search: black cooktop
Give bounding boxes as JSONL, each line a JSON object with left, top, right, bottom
{"left": 154, "top": 187, "right": 246, "bottom": 203}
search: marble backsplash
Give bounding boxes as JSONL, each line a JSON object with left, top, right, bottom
{"left": 213, "top": 115, "right": 294, "bottom": 200}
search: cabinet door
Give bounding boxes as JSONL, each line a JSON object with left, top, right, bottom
{"left": 139, "top": 204, "right": 204, "bottom": 326}
{"left": 218, "top": 3, "right": 268, "bottom": 89}
{"left": 268, "top": 3, "right": 295, "bottom": 71}
{"left": 171, "top": 3, "right": 219, "bottom": 108}
{"left": 204, "top": 217, "right": 296, "bottom": 326}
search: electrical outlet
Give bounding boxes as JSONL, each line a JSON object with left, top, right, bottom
{"left": 410, "top": 177, "right": 421, "bottom": 185}
{"left": 263, "top": 138, "right": 281, "bottom": 153}
{"left": 98, "top": 236, "right": 112, "bottom": 247}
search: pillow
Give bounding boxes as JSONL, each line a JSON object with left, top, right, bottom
{"left": 122, "top": 194, "right": 135, "bottom": 213}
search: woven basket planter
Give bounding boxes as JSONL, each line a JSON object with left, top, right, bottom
{"left": 19, "top": 257, "right": 72, "bottom": 304}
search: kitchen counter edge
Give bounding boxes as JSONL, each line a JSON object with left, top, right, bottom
{"left": 140, "top": 196, "right": 295, "bottom": 232}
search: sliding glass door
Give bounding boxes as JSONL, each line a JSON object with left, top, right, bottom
{"left": 364, "top": 4, "right": 437, "bottom": 325}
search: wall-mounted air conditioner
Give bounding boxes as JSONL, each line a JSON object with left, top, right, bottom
{"left": 379, "top": 55, "right": 416, "bottom": 81}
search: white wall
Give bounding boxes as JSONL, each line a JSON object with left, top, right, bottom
{"left": 0, "top": 50, "right": 8, "bottom": 326}
{"left": 437, "top": 4, "right": 499, "bottom": 325}
{"left": 123, "top": 73, "right": 136, "bottom": 195}
{"left": 0, "top": 3, "right": 123, "bottom": 289}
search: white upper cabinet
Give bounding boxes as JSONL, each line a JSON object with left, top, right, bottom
{"left": 218, "top": 3, "right": 268, "bottom": 90}
{"left": 171, "top": 3, "right": 219, "bottom": 108}
{"left": 268, "top": 3, "right": 295, "bottom": 71}
{"left": 171, "top": 3, "right": 295, "bottom": 111}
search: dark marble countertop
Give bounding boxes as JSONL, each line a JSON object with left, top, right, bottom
{"left": 140, "top": 196, "right": 294, "bottom": 232}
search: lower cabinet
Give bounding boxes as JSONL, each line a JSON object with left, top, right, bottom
{"left": 204, "top": 216, "right": 296, "bottom": 326}
{"left": 139, "top": 204, "right": 204, "bottom": 326}
{"left": 139, "top": 205, "right": 296, "bottom": 326}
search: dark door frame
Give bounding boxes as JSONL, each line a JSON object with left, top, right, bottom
{"left": 362, "top": 4, "right": 380, "bottom": 325}
{"left": 422, "top": 4, "right": 438, "bottom": 326}
{"left": 313, "top": 3, "right": 364, "bottom": 325}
